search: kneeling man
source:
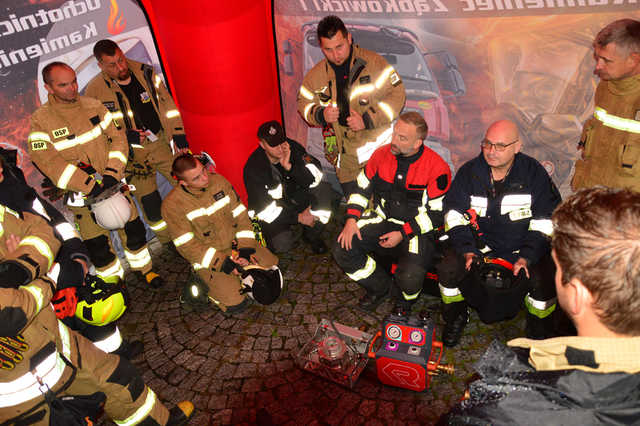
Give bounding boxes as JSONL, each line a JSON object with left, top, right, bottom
{"left": 162, "top": 154, "right": 278, "bottom": 313}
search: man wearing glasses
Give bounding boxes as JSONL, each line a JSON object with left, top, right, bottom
{"left": 438, "top": 120, "right": 561, "bottom": 347}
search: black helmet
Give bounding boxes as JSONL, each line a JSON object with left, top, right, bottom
{"left": 240, "top": 265, "right": 283, "bottom": 305}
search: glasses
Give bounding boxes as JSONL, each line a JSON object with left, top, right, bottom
{"left": 481, "top": 138, "right": 518, "bottom": 152}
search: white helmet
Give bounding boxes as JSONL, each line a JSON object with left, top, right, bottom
{"left": 91, "top": 188, "right": 131, "bottom": 230}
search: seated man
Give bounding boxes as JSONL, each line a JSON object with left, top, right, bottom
{"left": 438, "top": 120, "right": 561, "bottom": 347}
{"left": 441, "top": 187, "right": 640, "bottom": 424}
{"left": 243, "top": 120, "right": 338, "bottom": 254}
{"left": 0, "top": 150, "right": 142, "bottom": 359}
{"left": 334, "top": 112, "right": 451, "bottom": 312}
{"left": 162, "top": 153, "right": 279, "bottom": 313}
{"left": 0, "top": 201, "right": 192, "bottom": 425}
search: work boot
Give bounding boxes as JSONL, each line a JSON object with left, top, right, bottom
{"left": 525, "top": 313, "right": 556, "bottom": 340}
{"left": 442, "top": 309, "right": 469, "bottom": 348}
{"left": 224, "top": 297, "right": 252, "bottom": 315}
{"left": 167, "top": 401, "right": 194, "bottom": 426}
{"left": 142, "top": 271, "right": 164, "bottom": 289}
{"left": 113, "top": 339, "right": 144, "bottom": 360}
{"left": 358, "top": 291, "right": 387, "bottom": 311}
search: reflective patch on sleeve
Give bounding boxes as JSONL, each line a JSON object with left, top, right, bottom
{"left": 305, "top": 163, "right": 323, "bottom": 188}
{"left": 470, "top": 196, "right": 488, "bottom": 217}
{"left": 529, "top": 218, "right": 553, "bottom": 236}
{"left": 444, "top": 210, "right": 469, "bottom": 232}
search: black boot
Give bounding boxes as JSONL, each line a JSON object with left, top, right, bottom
{"left": 302, "top": 223, "right": 328, "bottom": 254}
{"left": 358, "top": 290, "right": 388, "bottom": 311}
{"left": 113, "top": 339, "right": 144, "bottom": 359}
{"left": 525, "top": 312, "right": 556, "bottom": 340}
{"left": 442, "top": 307, "right": 469, "bottom": 348}
{"left": 167, "top": 401, "right": 194, "bottom": 426}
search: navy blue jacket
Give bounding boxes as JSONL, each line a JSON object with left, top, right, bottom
{"left": 444, "top": 152, "right": 560, "bottom": 264}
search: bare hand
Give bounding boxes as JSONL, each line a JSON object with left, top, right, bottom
{"left": 347, "top": 109, "right": 365, "bottom": 132}
{"left": 513, "top": 257, "right": 529, "bottom": 278}
{"left": 378, "top": 231, "right": 402, "bottom": 248}
{"left": 280, "top": 142, "right": 292, "bottom": 171}
{"left": 298, "top": 207, "right": 315, "bottom": 226}
{"left": 5, "top": 234, "right": 20, "bottom": 253}
{"left": 337, "top": 218, "right": 361, "bottom": 250}
{"left": 323, "top": 105, "right": 340, "bottom": 124}
{"left": 464, "top": 252, "right": 477, "bottom": 271}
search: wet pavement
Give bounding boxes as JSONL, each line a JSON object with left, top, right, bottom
{"left": 111, "top": 222, "right": 528, "bottom": 426}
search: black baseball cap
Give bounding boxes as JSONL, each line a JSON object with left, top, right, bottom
{"left": 257, "top": 120, "right": 285, "bottom": 147}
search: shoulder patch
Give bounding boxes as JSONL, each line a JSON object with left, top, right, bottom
{"left": 213, "top": 190, "right": 225, "bottom": 201}
{"left": 390, "top": 72, "right": 401, "bottom": 86}
{"left": 102, "top": 101, "right": 116, "bottom": 112}
{"left": 52, "top": 127, "right": 69, "bottom": 139}
{"left": 436, "top": 174, "right": 449, "bottom": 191}
{"left": 31, "top": 141, "right": 47, "bottom": 151}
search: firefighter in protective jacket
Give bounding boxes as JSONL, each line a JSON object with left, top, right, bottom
{"left": 0, "top": 203, "right": 193, "bottom": 425}
{"left": 244, "top": 120, "right": 338, "bottom": 254}
{"left": 162, "top": 154, "right": 279, "bottom": 312}
{"left": 334, "top": 112, "right": 450, "bottom": 312}
{"left": 572, "top": 19, "right": 640, "bottom": 192}
{"left": 27, "top": 62, "right": 163, "bottom": 289}
{"left": 86, "top": 39, "right": 189, "bottom": 244}
{"left": 438, "top": 120, "right": 561, "bottom": 348}
{"left": 297, "top": 16, "right": 405, "bottom": 194}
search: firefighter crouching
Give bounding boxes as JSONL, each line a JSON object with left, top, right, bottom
{"left": 334, "top": 112, "right": 451, "bottom": 313}
{"left": 0, "top": 205, "right": 194, "bottom": 425}
{"left": 162, "top": 154, "right": 280, "bottom": 313}
{"left": 243, "top": 120, "right": 339, "bottom": 255}
{"left": 0, "top": 151, "right": 142, "bottom": 360}
{"left": 27, "top": 62, "right": 164, "bottom": 289}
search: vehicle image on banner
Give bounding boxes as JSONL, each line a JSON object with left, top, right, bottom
{"left": 282, "top": 22, "right": 466, "bottom": 178}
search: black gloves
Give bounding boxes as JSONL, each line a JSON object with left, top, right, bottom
{"left": 0, "top": 261, "right": 32, "bottom": 288}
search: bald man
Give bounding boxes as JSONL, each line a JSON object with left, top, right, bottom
{"left": 438, "top": 120, "right": 562, "bottom": 347}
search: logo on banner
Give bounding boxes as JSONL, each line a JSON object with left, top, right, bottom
{"left": 108, "top": 0, "right": 126, "bottom": 35}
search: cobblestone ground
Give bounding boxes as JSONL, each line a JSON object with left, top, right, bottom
{"left": 109, "top": 223, "right": 528, "bottom": 426}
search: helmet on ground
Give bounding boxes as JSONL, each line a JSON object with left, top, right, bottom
{"left": 75, "top": 275, "right": 127, "bottom": 325}
{"left": 240, "top": 265, "right": 283, "bottom": 305}
{"left": 90, "top": 187, "right": 131, "bottom": 230}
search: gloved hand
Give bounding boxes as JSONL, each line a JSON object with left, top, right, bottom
{"left": 41, "top": 177, "right": 65, "bottom": 202}
{"left": 101, "top": 175, "right": 119, "bottom": 190}
{"left": 51, "top": 287, "right": 78, "bottom": 319}
{"left": 0, "top": 261, "right": 32, "bottom": 288}
{"left": 88, "top": 181, "right": 104, "bottom": 198}
{"left": 57, "top": 259, "right": 85, "bottom": 289}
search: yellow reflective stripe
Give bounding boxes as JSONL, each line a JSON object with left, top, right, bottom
{"left": 415, "top": 211, "right": 433, "bottom": 234}
{"left": 375, "top": 205, "right": 387, "bottom": 219}
{"left": 303, "top": 103, "right": 315, "bottom": 122}
{"left": 154, "top": 74, "right": 162, "bottom": 89}
{"left": 109, "top": 150, "right": 127, "bottom": 165}
{"left": 127, "top": 110, "right": 134, "bottom": 118}
{"left": 501, "top": 194, "right": 531, "bottom": 215}
{"left": 267, "top": 184, "right": 283, "bottom": 200}
{"left": 97, "top": 258, "right": 124, "bottom": 280}
{"left": 166, "top": 109, "right": 180, "bottom": 119}
{"left": 299, "top": 85, "right": 314, "bottom": 100}
{"left": 356, "top": 124, "right": 393, "bottom": 164}
{"left": 55, "top": 223, "right": 79, "bottom": 241}
{"left": 19, "top": 236, "right": 54, "bottom": 269}
{"left": 0, "top": 351, "right": 66, "bottom": 407}
{"left": 47, "top": 263, "right": 61, "bottom": 286}
{"left": 525, "top": 294, "right": 557, "bottom": 319}
{"left": 402, "top": 289, "right": 421, "bottom": 300}
{"left": 444, "top": 210, "right": 469, "bottom": 232}
{"left": 356, "top": 213, "right": 383, "bottom": 228}
{"left": 235, "top": 230, "right": 255, "bottom": 240}
{"left": 375, "top": 65, "right": 395, "bottom": 89}
{"left": 356, "top": 169, "right": 370, "bottom": 190}
{"left": 529, "top": 219, "right": 553, "bottom": 237}
{"left": 53, "top": 125, "right": 102, "bottom": 151}
{"left": 58, "top": 164, "right": 78, "bottom": 190}
{"left": 388, "top": 218, "right": 404, "bottom": 225}
{"left": 4, "top": 206, "right": 19, "bottom": 218}
{"left": 349, "top": 83, "right": 374, "bottom": 101}
{"left": 0, "top": 222, "right": 3, "bottom": 238}
{"left": 470, "top": 196, "right": 488, "bottom": 217}
{"left": 232, "top": 204, "right": 246, "bottom": 218}
{"left": 19, "top": 283, "right": 44, "bottom": 312}
{"left": 194, "top": 247, "right": 216, "bottom": 270}
{"left": 594, "top": 107, "right": 640, "bottom": 134}
{"left": 58, "top": 321, "right": 72, "bottom": 359}
{"left": 256, "top": 201, "right": 283, "bottom": 224}
{"left": 186, "top": 196, "right": 231, "bottom": 221}
{"left": 408, "top": 236, "right": 419, "bottom": 254}
{"left": 112, "top": 111, "right": 124, "bottom": 120}
{"left": 173, "top": 232, "right": 194, "bottom": 247}
{"left": 93, "top": 327, "right": 123, "bottom": 353}
{"left": 378, "top": 101, "right": 394, "bottom": 121}
{"left": 305, "top": 163, "right": 323, "bottom": 188}
{"left": 439, "top": 284, "right": 464, "bottom": 304}
{"left": 114, "top": 388, "right": 158, "bottom": 426}
{"left": 310, "top": 208, "right": 331, "bottom": 224}
{"left": 149, "top": 220, "right": 167, "bottom": 231}
{"left": 348, "top": 193, "right": 369, "bottom": 209}
{"left": 28, "top": 131, "right": 51, "bottom": 143}
{"left": 428, "top": 196, "right": 444, "bottom": 212}
{"left": 346, "top": 256, "right": 376, "bottom": 281}
{"left": 100, "top": 111, "right": 113, "bottom": 130}
{"left": 124, "top": 248, "right": 152, "bottom": 269}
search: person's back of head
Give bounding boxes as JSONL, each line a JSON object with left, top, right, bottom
{"left": 552, "top": 186, "right": 640, "bottom": 336}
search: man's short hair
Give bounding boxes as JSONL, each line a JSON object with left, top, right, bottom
{"left": 594, "top": 19, "right": 640, "bottom": 56}
{"left": 552, "top": 187, "right": 640, "bottom": 336}
{"left": 398, "top": 111, "right": 428, "bottom": 141}
{"left": 171, "top": 153, "right": 199, "bottom": 180}
{"left": 317, "top": 15, "right": 348, "bottom": 41}
{"left": 93, "top": 39, "right": 120, "bottom": 61}
{"left": 42, "top": 61, "right": 71, "bottom": 85}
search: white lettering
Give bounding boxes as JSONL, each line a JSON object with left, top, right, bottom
{"left": 84, "top": 21, "right": 97, "bottom": 38}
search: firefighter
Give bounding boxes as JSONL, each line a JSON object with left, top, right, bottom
{"left": 333, "top": 112, "right": 450, "bottom": 312}
{"left": 243, "top": 120, "right": 338, "bottom": 254}
{"left": 572, "top": 19, "right": 640, "bottom": 191}
{"left": 27, "top": 62, "right": 164, "bottom": 289}
{"left": 0, "top": 203, "right": 193, "bottom": 425}
{"left": 0, "top": 150, "right": 143, "bottom": 360}
{"left": 439, "top": 120, "right": 561, "bottom": 347}
{"left": 86, "top": 39, "right": 190, "bottom": 246}
{"left": 297, "top": 15, "right": 406, "bottom": 197}
{"left": 162, "top": 154, "right": 279, "bottom": 313}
